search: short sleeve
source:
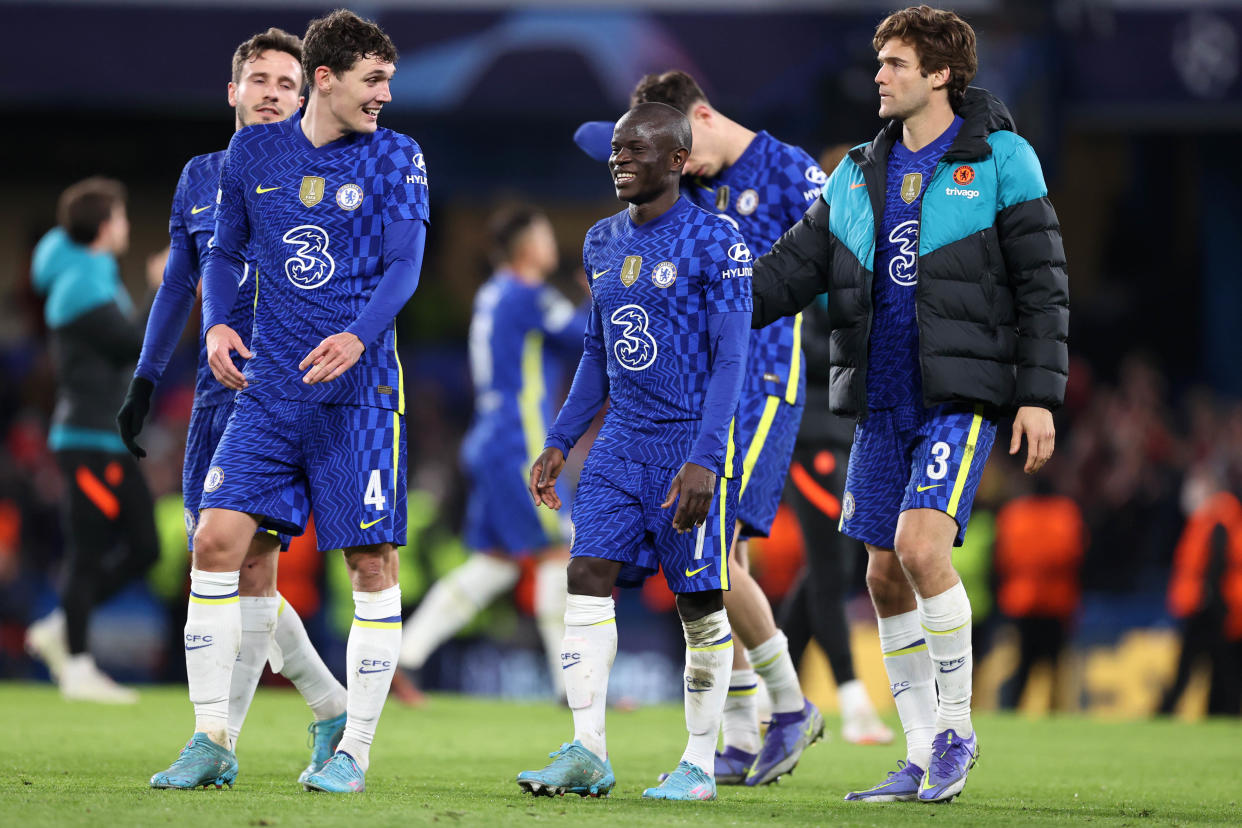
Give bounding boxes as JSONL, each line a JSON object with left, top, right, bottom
{"left": 382, "top": 132, "right": 431, "bottom": 226}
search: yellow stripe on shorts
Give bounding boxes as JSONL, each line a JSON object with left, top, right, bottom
{"left": 946, "top": 405, "right": 984, "bottom": 518}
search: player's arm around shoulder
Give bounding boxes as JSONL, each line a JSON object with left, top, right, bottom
{"left": 751, "top": 157, "right": 842, "bottom": 329}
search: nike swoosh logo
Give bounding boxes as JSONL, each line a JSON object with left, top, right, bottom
{"left": 686, "top": 687, "right": 710, "bottom": 693}
{"left": 184, "top": 644, "right": 212, "bottom": 651}
{"left": 684, "top": 564, "right": 710, "bottom": 577}
{"left": 940, "top": 662, "right": 966, "bottom": 673}
{"left": 255, "top": 184, "right": 281, "bottom": 194}
{"left": 358, "top": 667, "right": 390, "bottom": 674}
{"left": 916, "top": 483, "right": 944, "bottom": 492}
{"left": 190, "top": 204, "right": 212, "bottom": 215}
{"left": 562, "top": 662, "right": 580, "bottom": 670}
{"left": 359, "top": 517, "right": 386, "bottom": 529}
{"left": 591, "top": 269, "right": 610, "bottom": 280}
{"left": 850, "top": 182, "right": 867, "bottom": 189}
{"left": 892, "top": 687, "right": 910, "bottom": 698}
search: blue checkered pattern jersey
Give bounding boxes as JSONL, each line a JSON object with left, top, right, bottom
{"left": 207, "top": 109, "right": 430, "bottom": 412}
{"left": 135, "top": 151, "right": 257, "bottom": 407}
{"left": 462, "top": 272, "right": 587, "bottom": 468}
{"left": 546, "top": 197, "right": 753, "bottom": 474}
{"left": 684, "top": 131, "right": 823, "bottom": 405}
{"left": 869, "top": 116, "right": 962, "bottom": 411}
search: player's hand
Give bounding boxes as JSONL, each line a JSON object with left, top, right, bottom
{"left": 1010, "top": 405, "right": 1055, "bottom": 474}
{"left": 529, "top": 447, "right": 566, "bottom": 510}
{"left": 663, "top": 462, "right": 717, "bottom": 534}
{"left": 206, "top": 324, "right": 251, "bottom": 390}
{"left": 116, "top": 376, "right": 155, "bottom": 459}
{"left": 299, "top": 332, "right": 365, "bottom": 384}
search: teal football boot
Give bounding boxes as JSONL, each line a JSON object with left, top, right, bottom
{"left": 516, "top": 741, "right": 615, "bottom": 797}
{"left": 303, "top": 750, "right": 365, "bottom": 793}
{"left": 297, "top": 711, "right": 347, "bottom": 785}
{"left": 150, "top": 733, "right": 239, "bottom": 790}
{"left": 642, "top": 761, "right": 716, "bottom": 801}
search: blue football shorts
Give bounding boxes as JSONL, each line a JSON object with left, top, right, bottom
{"left": 199, "top": 394, "right": 407, "bottom": 551}
{"left": 731, "top": 391, "right": 804, "bottom": 539}
{"left": 463, "top": 452, "right": 562, "bottom": 555}
{"left": 839, "top": 403, "right": 997, "bottom": 550}
{"left": 568, "top": 449, "right": 737, "bottom": 594}
{"left": 183, "top": 400, "right": 290, "bottom": 551}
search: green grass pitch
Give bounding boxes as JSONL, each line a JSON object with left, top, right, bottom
{"left": 2, "top": 683, "right": 1237, "bottom": 826}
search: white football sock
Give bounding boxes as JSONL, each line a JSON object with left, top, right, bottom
{"left": 228, "top": 596, "right": 279, "bottom": 746}
{"left": 680, "top": 609, "right": 732, "bottom": 776}
{"left": 562, "top": 593, "right": 616, "bottom": 760}
{"left": 920, "top": 581, "right": 974, "bottom": 737}
{"left": 273, "top": 594, "right": 347, "bottom": 721}
{"left": 337, "top": 585, "right": 402, "bottom": 772}
{"left": 186, "top": 569, "right": 241, "bottom": 747}
{"left": 878, "top": 609, "right": 937, "bottom": 770}
{"left": 534, "top": 558, "right": 568, "bottom": 699}
{"left": 746, "top": 630, "right": 803, "bottom": 714}
{"left": 397, "top": 553, "right": 519, "bottom": 670}
{"left": 721, "top": 668, "right": 761, "bottom": 754}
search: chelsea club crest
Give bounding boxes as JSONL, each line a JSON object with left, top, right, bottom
{"left": 651, "top": 260, "right": 677, "bottom": 288}
{"left": 336, "top": 183, "right": 364, "bottom": 211}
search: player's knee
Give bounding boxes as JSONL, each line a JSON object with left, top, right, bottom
{"left": 893, "top": 535, "right": 945, "bottom": 583}
{"left": 566, "top": 556, "right": 617, "bottom": 597}
{"left": 865, "top": 557, "right": 907, "bottom": 609}
{"left": 192, "top": 524, "right": 233, "bottom": 570}
{"left": 675, "top": 590, "right": 724, "bottom": 623}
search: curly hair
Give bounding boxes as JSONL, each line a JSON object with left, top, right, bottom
{"left": 630, "top": 70, "right": 710, "bottom": 114}
{"left": 302, "top": 8, "right": 397, "bottom": 83}
{"left": 231, "top": 27, "right": 302, "bottom": 85}
{"left": 873, "top": 5, "right": 977, "bottom": 110}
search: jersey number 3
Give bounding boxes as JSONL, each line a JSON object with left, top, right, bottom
{"left": 283, "top": 224, "right": 335, "bottom": 290}
{"left": 611, "top": 304, "right": 657, "bottom": 371}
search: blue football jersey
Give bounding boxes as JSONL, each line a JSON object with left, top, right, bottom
{"left": 462, "top": 271, "right": 587, "bottom": 466}
{"left": 684, "top": 131, "right": 822, "bottom": 405}
{"left": 869, "top": 117, "right": 962, "bottom": 410}
{"left": 212, "top": 110, "right": 430, "bottom": 412}
{"left": 167, "top": 151, "right": 258, "bottom": 407}
{"left": 578, "top": 197, "right": 752, "bottom": 471}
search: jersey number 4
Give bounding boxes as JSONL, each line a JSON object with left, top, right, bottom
{"left": 364, "top": 469, "right": 387, "bottom": 510}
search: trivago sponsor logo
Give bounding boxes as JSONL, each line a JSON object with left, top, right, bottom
{"left": 945, "top": 186, "right": 980, "bottom": 199}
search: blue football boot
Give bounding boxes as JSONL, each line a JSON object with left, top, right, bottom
{"left": 744, "top": 699, "right": 824, "bottom": 786}
{"left": 642, "top": 761, "right": 716, "bottom": 800}
{"left": 714, "top": 746, "right": 757, "bottom": 785}
{"left": 150, "top": 733, "right": 239, "bottom": 790}
{"left": 918, "top": 729, "right": 979, "bottom": 803}
{"left": 843, "top": 759, "right": 925, "bottom": 802}
{"left": 303, "top": 750, "right": 366, "bottom": 793}
{"left": 297, "top": 712, "right": 347, "bottom": 785}
{"left": 516, "top": 741, "right": 615, "bottom": 797}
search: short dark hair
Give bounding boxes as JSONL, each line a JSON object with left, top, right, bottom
{"left": 630, "top": 70, "right": 709, "bottom": 114}
{"left": 57, "top": 177, "right": 125, "bottom": 246}
{"left": 873, "top": 5, "right": 977, "bottom": 110}
{"left": 231, "top": 27, "right": 303, "bottom": 85}
{"left": 489, "top": 204, "right": 545, "bottom": 265}
{"left": 302, "top": 9, "right": 398, "bottom": 85}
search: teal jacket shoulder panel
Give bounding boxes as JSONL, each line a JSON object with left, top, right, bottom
{"left": 989, "top": 130, "right": 1049, "bottom": 210}
{"left": 32, "top": 228, "right": 130, "bottom": 328}
{"left": 823, "top": 152, "right": 875, "bottom": 272}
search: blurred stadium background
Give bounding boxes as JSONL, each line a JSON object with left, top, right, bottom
{"left": 2, "top": 0, "right": 1241, "bottom": 722}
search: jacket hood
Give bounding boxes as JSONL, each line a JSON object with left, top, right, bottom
{"left": 32, "top": 227, "right": 127, "bottom": 327}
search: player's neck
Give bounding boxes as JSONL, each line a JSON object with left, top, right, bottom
{"left": 720, "top": 118, "right": 757, "bottom": 169}
{"left": 301, "top": 97, "right": 349, "bottom": 148}
{"left": 900, "top": 97, "right": 955, "bottom": 153}
{"left": 628, "top": 188, "right": 680, "bottom": 226}
{"left": 509, "top": 261, "right": 545, "bottom": 285}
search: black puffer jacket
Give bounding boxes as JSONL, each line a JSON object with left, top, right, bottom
{"left": 752, "top": 87, "right": 1068, "bottom": 419}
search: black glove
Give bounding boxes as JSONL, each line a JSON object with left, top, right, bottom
{"left": 116, "top": 376, "right": 155, "bottom": 459}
